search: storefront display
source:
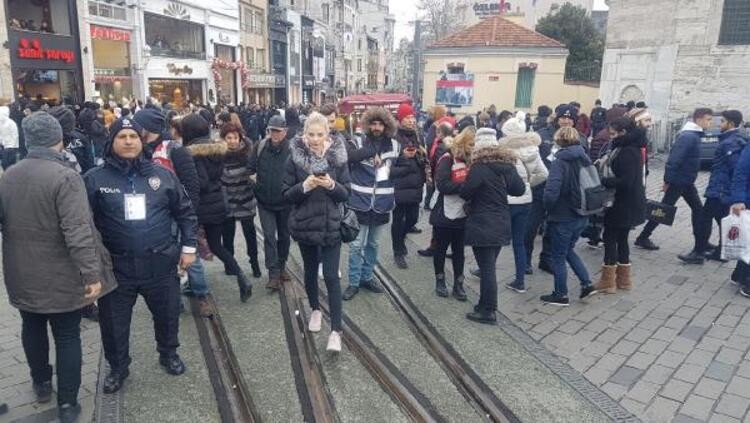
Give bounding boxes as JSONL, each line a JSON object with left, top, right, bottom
{"left": 148, "top": 79, "right": 203, "bottom": 107}
{"left": 213, "top": 45, "right": 238, "bottom": 105}
{"left": 90, "top": 25, "right": 133, "bottom": 102}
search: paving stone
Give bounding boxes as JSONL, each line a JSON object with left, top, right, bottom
{"left": 669, "top": 336, "right": 699, "bottom": 354}
{"left": 639, "top": 338, "right": 670, "bottom": 356}
{"left": 625, "top": 379, "right": 661, "bottom": 404}
{"left": 708, "top": 325, "right": 735, "bottom": 341}
{"left": 676, "top": 306, "right": 700, "bottom": 318}
{"left": 580, "top": 340, "right": 610, "bottom": 357}
{"left": 694, "top": 377, "right": 728, "bottom": 400}
{"left": 661, "top": 379, "right": 694, "bottom": 402}
{"left": 594, "top": 353, "right": 629, "bottom": 371}
{"left": 680, "top": 325, "right": 709, "bottom": 341}
{"left": 625, "top": 327, "right": 655, "bottom": 343}
{"left": 642, "top": 364, "right": 675, "bottom": 385}
{"left": 706, "top": 361, "right": 738, "bottom": 382}
{"left": 673, "top": 414, "right": 710, "bottom": 423}
{"left": 596, "top": 328, "right": 626, "bottom": 346}
{"left": 725, "top": 375, "right": 750, "bottom": 398}
{"left": 673, "top": 363, "right": 708, "bottom": 384}
{"left": 716, "top": 347, "right": 746, "bottom": 366}
{"left": 656, "top": 350, "right": 689, "bottom": 369}
{"left": 698, "top": 337, "right": 728, "bottom": 353}
{"left": 645, "top": 396, "right": 682, "bottom": 423}
{"left": 638, "top": 316, "right": 665, "bottom": 331}
{"left": 710, "top": 413, "right": 742, "bottom": 423}
{"left": 611, "top": 339, "right": 641, "bottom": 356}
{"left": 725, "top": 335, "right": 750, "bottom": 352}
{"left": 557, "top": 319, "right": 586, "bottom": 335}
{"left": 715, "top": 393, "right": 750, "bottom": 419}
{"left": 584, "top": 366, "right": 613, "bottom": 386}
{"left": 619, "top": 397, "right": 647, "bottom": 416}
{"left": 686, "top": 349, "right": 717, "bottom": 367}
{"left": 601, "top": 381, "right": 628, "bottom": 401}
{"left": 665, "top": 315, "right": 691, "bottom": 330}
{"left": 737, "top": 361, "right": 750, "bottom": 378}
{"left": 608, "top": 365, "right": 644, "bottom": 388}
{"left": 627, "top": 352, "right": 658, "bottom": 370}
{"left": 716, "top": 313, "right": 742, "bottom": 328}
{"left": 680, "top": 394, "right": 716, "bottom": 421}
{"left": 667, "top": 275, "right": 689, "bottom": 285}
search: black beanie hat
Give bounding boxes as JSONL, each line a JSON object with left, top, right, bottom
{"left": 555, "top": 105, "right": 578, "bottom": 124}
{"left": 722, "top": 110, "right": 744, "bottom": 128}
{"left": 457, "top": 115, "right": 475, "bottom": 133}
{"left": 106, "top": 117, "right": 144, "bottom": 157}
{"left": 133, "top": 108, "right": 165, "bottom": 134}
{"left": 537, "top": 105, "right": 552, "bottom": 118}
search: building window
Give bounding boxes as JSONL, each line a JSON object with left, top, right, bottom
{"left": 514, "top": 67, "right": 535, "bottom": 108}
{"left": 246, "top": 47, "right": 255, "bottom": 67}
{"left": 242, "top": 7, "right": 264, "bottom": 35}
{"left": 719, "top": 0, "right": 750, "bottom": 45}
{"left": 88, "top": 1, "right": 127, "bottom": 22}
{"left": 8, "top": 0, "right": 73, "bottom": 35}
{"left": 357, "top": 59, "right": 362, "bottom": 72}
{"left": 256, "top": 49, "right": 265, "bottom": 69}
{"left": 144, "top": 13, "right": 205, "bottom": 59}
{"left": 322, "top": 4, "right": 330, "bottom": 24}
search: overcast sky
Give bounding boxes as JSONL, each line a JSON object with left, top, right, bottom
{"left": 390, "top": 0, "right": 609, "bottom": 45}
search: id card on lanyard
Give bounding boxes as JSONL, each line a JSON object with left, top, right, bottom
{"left": 124, "top": 175, "right": 146, "bottom": 221}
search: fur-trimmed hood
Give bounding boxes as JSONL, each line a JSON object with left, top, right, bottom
{"left": 186, "top": 139, "right": 228, "bottom": 158}
{"left": 361, "top": 107, "right": 397, "bottom": 138}
{"left": 472, "top": 145, "right": 517, "bottom": 165}
{"left": 290, "top": 135, "right": 348, "bottom": 175}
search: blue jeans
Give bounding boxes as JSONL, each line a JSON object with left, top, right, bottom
{"left": 348, "top": 224, "right": 383, "bottom": 287}
{"left": 510, "top": 204, "right": 530, "bottom": 284}
{"left": 185, "top": 255, "right": 209, "bottom": 296}
{"left": 548, "top": 218, "right": 592, "bottom": 297}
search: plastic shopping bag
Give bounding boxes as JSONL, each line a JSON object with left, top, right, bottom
{"left": 721, "top": 211, "right": 750, "bottom": 263}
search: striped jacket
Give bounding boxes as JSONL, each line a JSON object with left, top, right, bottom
{"left": 347, "top": 135, "right": 400, "bottom": 215}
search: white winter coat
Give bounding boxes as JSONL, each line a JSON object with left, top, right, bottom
{"left": 0, "top": 107, "right": 19, "bottom": 149}
{"left": 499, "top": 132, "right": 548, "bottom": 205}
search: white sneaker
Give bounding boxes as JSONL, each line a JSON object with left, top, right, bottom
{"left": 326, "top": 331, "right": 342, "bottom": 352}
{"left": 308, "top": 310, "right": 322, "bottom": 333}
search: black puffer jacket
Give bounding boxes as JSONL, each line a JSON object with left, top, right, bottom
{"left": 283, "top": 136, "right": 351, "bottom": 246}
{"left": 460, "top": 145, "right": 525, "bottom": 247}
{"left": 186, "top": 137, "right": 228, "bottom": 225}
{"left": 602, "top": 130, "right": 647, "bottom": 229}
{"left": 392, "top": 127, "right": 426, "bottom": 204}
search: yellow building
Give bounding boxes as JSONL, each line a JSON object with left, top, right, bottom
{"left": 422, "top": 16, "right": 599, "bottom": 116}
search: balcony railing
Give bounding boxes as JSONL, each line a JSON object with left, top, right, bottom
{"left": 148, "top": 46, "right": 205, "bottom": 60}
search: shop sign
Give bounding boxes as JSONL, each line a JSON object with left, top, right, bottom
{"left": 248, "top": 74, "right": 286, "bottom": 88}
{"left": 303, "top": 76, "right": 315, "bottom": 89}
{"left": 16, "top": 38, "right": 75, "bottom": 63}
{"left": 95, "top": 68, "right": 130, "bottom": 76}
{"left": 167, "top": 63, "right": 194, "bottom": 76}
{"left": 473, "top": 1, "right": 507, "bottom": 17}
{"left": 90, "top": 25, "right": 131, "bottom": 42}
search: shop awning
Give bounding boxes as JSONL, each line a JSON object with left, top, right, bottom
{"left": 338, "top": 93, "right": 412, "bottom": 114}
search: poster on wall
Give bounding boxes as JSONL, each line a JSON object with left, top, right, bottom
{"left": 436, "top": 72, "right": 474, "bottom": 106}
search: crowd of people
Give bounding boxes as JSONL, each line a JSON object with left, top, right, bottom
{"left": 0, "top": 93, "right": 749, "bottom": 422}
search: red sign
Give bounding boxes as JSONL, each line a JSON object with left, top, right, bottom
{"left": 436, "top": 79, "right": 474, "bottom": 88}
{"left": 17, "top": 39, "right": 75, "bottom": 63}
{"left": 90, "top": 25, "right": 131, "bottom": 42}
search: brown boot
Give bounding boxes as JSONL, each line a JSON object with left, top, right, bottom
{"left": 280, "top": 268, "right": 292, "bottom": 283}
{"left": 197, "top": 296, "right": 213, "bottom": 318}
{"left": 615, "top": 263, "right": 633, "bottom": 290}
{"left": 266, "top": 274, "right": 281, "bottom": 291}
{"left": 594, "top": 265, "right": 617, "bottom": 294}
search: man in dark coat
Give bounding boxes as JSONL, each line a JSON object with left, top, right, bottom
{"left": 391, "top": 103, "right": 426, "bottom": 269}
{"left": 590, "top": 100, "right": 607, "bottom": 136}
{"left": 0, "top": 112, "right": 116, "bottom": 423}
{"left": 48, "top": 106, "right": 96, "bottom": 173}
{"left": 85, "top": 117, "right": 197, "bottom": 394}
{"left": 249, "top": 114, "right": 293, "bottom": 290}
{"left": 636, "top": 108, "right": 713, "bottom": 251}
{"left": 680, "top": 110, "right": 747, "bottom": 264}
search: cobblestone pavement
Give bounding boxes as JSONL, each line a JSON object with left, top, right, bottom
{"left": 407, "top": 156, "right": 750, "bottom": 423}
{"left": 0, "top": 281, "right": 100, "bottom": 422}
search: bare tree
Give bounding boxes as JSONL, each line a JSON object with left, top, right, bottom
{"left": 417, "top": 0, "right": 471, "bottom": 42}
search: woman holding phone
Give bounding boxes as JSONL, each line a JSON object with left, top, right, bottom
{"left": 283, "top": 112, "right": 351, "bottom": 352}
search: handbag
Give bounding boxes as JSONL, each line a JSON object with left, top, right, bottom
{"left": 645, "top": 200, "right": 677, "bottom": 226}
{"left": 339, "top": 204, "right": 360, "bottom": 243}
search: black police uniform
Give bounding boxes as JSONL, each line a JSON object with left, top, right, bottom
{"left": 84, "top": 122, "right": 197, "bottom": 375}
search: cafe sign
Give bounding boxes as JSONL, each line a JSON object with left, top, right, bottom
{"left": 17, "top": 39, "right": 75, "bottom": 63}
{"left": 473, "top": 1, "right": 507, "bottom": 17}
{"left": 90, "top": 25, "right": 131, "bottom": 42}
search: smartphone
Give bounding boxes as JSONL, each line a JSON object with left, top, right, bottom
{"left": 314, "top": 172, "right": 327, "bottom": 177}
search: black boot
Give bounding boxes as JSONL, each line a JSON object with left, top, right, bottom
{"left": 452, "top": 276, "right": 467, "bottom": 301}
{"left": 249, "top": 256, "right": 262, "bottom": 278}
{"left": 678, "top": 250, "right": 705, "bottom": 265}
{"left": 466, "top": 308, "right": 497, "bottom": 325}
{"left": 58, "top": 403, "right": 81, "bottom": 423}
{"left": 237, "top": 272, "right": 252, "bottom": 303}
{"left": 103, "top": 368, "right": 129, "bottom": 394}
{"left": 435, "top": 274, "right": 449, "bottom": 297}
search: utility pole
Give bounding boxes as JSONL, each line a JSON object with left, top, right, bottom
{"left": 411, "top": 19, "right": 422, "bottom": 106}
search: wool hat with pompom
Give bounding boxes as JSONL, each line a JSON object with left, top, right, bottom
{"left": 396, "top": 103, "right": 415, "bottom": 122}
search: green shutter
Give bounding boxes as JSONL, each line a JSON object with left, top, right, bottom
{"left": 514, "top": 68, "right": 535, "bottom": 109}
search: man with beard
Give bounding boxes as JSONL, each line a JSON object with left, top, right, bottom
{"left": 391, "top": 103, "right": 426, "bottom": 269}
{"left": 343, "top": 107, "right": 400, "bottom": 300}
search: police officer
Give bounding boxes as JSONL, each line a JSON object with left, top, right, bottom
{"left": 84, "top": 118, "right": 198, "bottom": 394}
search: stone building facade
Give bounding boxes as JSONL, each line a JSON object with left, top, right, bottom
{"left": 599, "top": 0, "right": 750, "bottom": 148}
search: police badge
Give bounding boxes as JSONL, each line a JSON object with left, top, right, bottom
{"left": 148, "top": 176, "right": 161, "bottom": 191}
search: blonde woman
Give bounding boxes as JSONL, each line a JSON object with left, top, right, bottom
{"left": 282, "top": 112, "right": 350, "bottom": 352}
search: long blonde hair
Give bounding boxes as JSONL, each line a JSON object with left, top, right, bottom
{"left": 451, "top": 126, "right": 476, "bottom": 162}
{"left": 304, "top": 111, "right": 330, "bottom": 134}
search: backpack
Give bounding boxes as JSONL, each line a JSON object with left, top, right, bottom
{"left": 572, "top": 159, "right": 609, "bottom": 216}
